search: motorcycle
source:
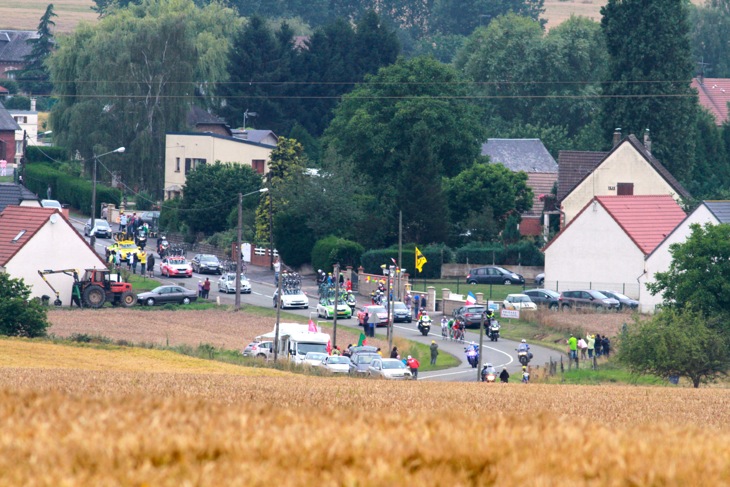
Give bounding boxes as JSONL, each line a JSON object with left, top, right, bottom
{"left": 157, "top": 238, "right": 170, "bottom": 259}
{"left": 488, "top": 320, "right": 501, "bottom": 342}
{"left": 370, "top": 290, "right": 383, "bottom": 305}
{"left": 417, "top": 316, "right": 432, "bottom": 336}
{"left": 346, "top": 291, "right": 357, "bottom": 312}
{"left": 465, "top": 346, "right": 479, "bottom": 368}
{"left": 135, "top": 232, "right": 147, "bottom": 250}
{"left": 517, "top": 349, "right": 533, "bottom": 366}
{"left": 481, "top": 366, "right": 496, "bottom": 383}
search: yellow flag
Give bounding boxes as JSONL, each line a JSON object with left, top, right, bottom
{"left": 415, "top": 247, "right": 427, "bottom": 273}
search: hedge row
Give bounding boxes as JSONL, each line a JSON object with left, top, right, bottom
{"left": 25, "top": 146, "right": 67, "bottom": 163}
{"left": 360, "top": 246, "right": 449, "bottom": 280}
{"left": 24, "top": 163, "right": 120, "bottom": 216}
{"left": 455, "top": 241, "right": 544, "bottom": 266}
{"left": 311, "top": 236, "right": 364, "bottom": 273}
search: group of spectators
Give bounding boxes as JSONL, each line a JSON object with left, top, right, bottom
{"left": 567, "top": 333, "right": 611, "bottom": 361}
{"left": 107, "top": 248, "right": 150, "bottom": 276}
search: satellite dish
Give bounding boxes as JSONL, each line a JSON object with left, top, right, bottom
{"left": 50, "top": 213, "right": 58, "bottom": 224}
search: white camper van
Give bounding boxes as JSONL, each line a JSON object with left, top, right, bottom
{"left": 257, "top": 323, "right": 330, "bottom": 365}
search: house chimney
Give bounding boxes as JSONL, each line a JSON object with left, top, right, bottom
{"left": 612, "top": 128, "right": 622, "bottom": 148}
{"left": 644, "top": 129, "right": 651, "bottom": 155}
{"left": 30, "top": 97, "right": 36, "bottom": 111}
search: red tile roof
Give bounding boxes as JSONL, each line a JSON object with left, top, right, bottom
{"left": 596, "top": 195, "right": 686, "bottom": 255}
{"left": 0, "top": 206, "right": 57, "bottom": 266}
{"left": 525, "top": 172, "right": 558, "bottom": 218}
{"left": 692, "top": 77, "right": 730, "bottom": 125}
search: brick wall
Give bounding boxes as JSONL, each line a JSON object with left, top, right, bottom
{"left": 0, "top": 131, "right": 15, "bottom": 162}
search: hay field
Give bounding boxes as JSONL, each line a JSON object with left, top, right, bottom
{"left": 0, "top": 339, "right": 729, "bottom": 485}
{"left": 0, "top": 0, "right": 97, "bottom": 33}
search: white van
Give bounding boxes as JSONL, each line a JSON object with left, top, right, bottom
{"left": 257, "top": 323, "right": 330, "bottom": 365}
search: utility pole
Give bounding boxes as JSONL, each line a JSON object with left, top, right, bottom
{"left": 398, "top": 210, "right": 402, "bottom": 300}
{"left": 90, "top": 154, "right": 98, "bottom": 249}
{"left": 387, "top": 265, "right": 394, "bottom": 352}
{"left": 274, "top": 266, "right": 283, "bottom": 363}
{"left": 477, "top": 311, "right": 485, "bottom": 382}
{"left": 235, "top": 192, "right": 243, "bottom": 310}
{"left": 267, "top": 172, "right": 274, "bottom": 270}
{"left": 333, "top": 263, "right": 339, "bottom": 348}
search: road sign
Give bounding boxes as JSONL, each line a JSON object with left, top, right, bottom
{"left": 500, "top": 309, "right": 520, "bottom": 320}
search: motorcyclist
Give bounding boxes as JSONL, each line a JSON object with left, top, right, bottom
{"left": 517, "top": 339, "right": 530, "bottom": 353}
{"left": 485, "top": 308, "right": 495, "bottom": 324}
{"left": 468, "top": 341, "right": 479, "bottom": 352}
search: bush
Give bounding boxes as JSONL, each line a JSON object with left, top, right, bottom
{"left": 311, "top": 236, "right": 364, "bottom": 273}
{"left": 0, "top": 274, "right": 48, "bottom": 338}
{"left": 25, "top": 146, "right": 68, "bottom": 163}
{"left": 24, "top": 162, "right": 120, "bottom": 215}
{"left": 455, "top": 240, "right": 544, "bottom": 266}
{"left": 274, "top": 211, "right": 316, "bottom": 268}
{"left": 159, "top": 197, "right": 183, "bottom": 233}
{"left": 3, "top": 95, "right": 30, "bottom": 110}
{"left": 360, "top": 244, "right": 452, "bottom": 279}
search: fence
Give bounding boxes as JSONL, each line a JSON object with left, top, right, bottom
{"left": 442, "top": 264, "right": 543, "bottom": 282}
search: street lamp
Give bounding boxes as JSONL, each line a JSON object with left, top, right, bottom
{"left": 235, "top": 187, "right": 269, "bottom": 310}
{"left": 90, "top": 146, "right": 125, "bottom": 248}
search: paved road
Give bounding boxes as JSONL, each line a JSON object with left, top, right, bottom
{"left": 71, "top": 217, "right": 561, "bottom": 381}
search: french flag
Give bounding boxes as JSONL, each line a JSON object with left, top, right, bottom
{"left": 465, "top": 291, "right": 477, "bottom": 305}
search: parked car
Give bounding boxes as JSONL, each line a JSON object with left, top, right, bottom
{"left": 349, "top": 352, "right": 380, "bottom": 376}
{"left": 84, "top": 218, "right": 112, "bottom": 238}
{"left": 303, "top": 352, "right": 328, "bottom": 367}
{"left": 242, "top": 340, "right": 273, "bottom": 359}
{"left": 598, "top": 290, "right": 639, "bottom": 311}
{"left": 348, "top": 345, "right": 379, "bottom": 356}
{"left": 191, "top": 254, "right": 222, "bottom": 274}
{"left": 523, "top": 289, "right": 560, "bottom": 310}
{"left": 321, "top": 355, "right": 351, "bottom": 374}
{"left": 40, "top": 199, "right": 62, "bottom": 210}
{"left": 218, "top": 273, "right": 251, "bottom": 294}
{"left": 367, "top": 358, "right": 413, "bottom": 380}
{"left": 160, "top": 256, "right": 193, "bottom": 278}
{"left": 466, "top": 266, "right": 524, "bottom": 285}
{"left": 273, "top": 288, "right": 309, "bottom": 309}
{"left": 139, "top": 211, "right": 160, "bottom": 225}
{"left": 392, "top": 301, "right": 412, "bottom": 322}
{"left": 317, "top": 297, "right": 352, "bottom": 319}
{"left": 558, "top": 290, "right": 620, "bottom": 310}
{"left": 137, "top": 285, "right": 197, "bottom": 306}
{"left": 502, "top": 293, "right": 537, "bottom": 311}
{"left": 357, "top": 305, "right": 388, "bottom": 326}
{"left": 452, "top": 305, "right": 487, "bottom": 328}
{"left": 535, "top": 273, "right": 545, "bottom": 287}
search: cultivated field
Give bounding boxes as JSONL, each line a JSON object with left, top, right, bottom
{"left": 0, "top": 338, "right": 729, "bottom": 485}
{"left": 0, "top": 0, "right": 97, "bottom": 33}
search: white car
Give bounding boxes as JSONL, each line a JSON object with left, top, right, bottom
{"left": 303, "top": 352, "right": 328, "bottom": 367}
{"left": 40, "top": 199, "right": 62, "bottom": 210}
{"left": 273, "top": 288, "right": 309, "bottom": 309}
{"left": 367, "top": 358, "right": 413, "bottom": 380}
{"left": 218, "top": 273, "right": 251, "bottom": 294}
{"left": 322, "top": 355, "right": 351, "bottom": 374}
{"left": 503, "top": 293, "right": 537, "bottom": 311}
{"left": 242, "top": 341, "right": 273, "bottom": 359}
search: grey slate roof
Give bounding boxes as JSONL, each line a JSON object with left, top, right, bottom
{"left": 0, "top": 30, "right": 37, "bottom": 63}
{"left": 704, "top": 201, "right": 730, "bottom": 223}
{"left": 0, "top": 183, "right": 39, "bottom": 213}
{"left": 481, "top": 139, "right": 557, "bottom": 173}
{"left": 0, "top": 102, "right": 21, "bottom": 131}
{"left": 557, "top": 150, "right": 608, "bottom": 201}
{"left": 186, "top": 105, "right": 227, "bottom": 127}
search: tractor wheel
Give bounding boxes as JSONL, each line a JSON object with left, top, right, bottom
{"left": 82, "top": 285, "right": 106, "bottom": 309}
{"left": 120, "top": 291, "right": 136, "bottom": 307}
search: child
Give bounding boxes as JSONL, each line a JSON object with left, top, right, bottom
{"left": 521, "top": 366, "right": 530, "bottom": 383}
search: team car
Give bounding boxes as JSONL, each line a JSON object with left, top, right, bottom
{"left": 105, "top": 239, "right": 141, "bottom": 260}
{"left": 317, "top": 297, "right": 352, "bottom": 319}
{"left": 160, "top": 256, "right": 193, "bottom": 278}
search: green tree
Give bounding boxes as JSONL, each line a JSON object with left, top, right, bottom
{"left": 690, "top": 2, "right": 730, "bottom": 78}
{"left": 324, "top": 56, "right": 485, "bottom": 246}
{"left": 618, "top": 308, "right": 729, "bottom": 388}
{"left": 443, "top": 161, "right": 533, "bottom": 242}
{"left": 647, "top": 223, "right": 730, "bottom": 322}
{"left": 17, "top": 4, "right": 57, "bottom": 95}
{"left": 0, "top": 274, "right": 49, "bottom": 338}
{"left": 600, "top": 0, "right": 698, "bottom": 182}
{"left": 92, "top": 0, "right": 141, "bottom": 16}
{"left": 49, "top": 0, "right": 238, "bottom": 196}
{"left": 433, "top": 0, "right": 545, "bottom": 37}
{"left": 181, "top": 162, "right": 262, "bottom": 235}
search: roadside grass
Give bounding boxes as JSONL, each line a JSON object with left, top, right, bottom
{"left": 126, "top": 273, "right": 161, "bottom": 292}
{"left": 543, "top": 361, "right": 667, "bottom": 386}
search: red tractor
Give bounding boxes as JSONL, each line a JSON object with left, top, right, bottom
{"left": 38, "top": 268, "right": 136, "bottom": 308}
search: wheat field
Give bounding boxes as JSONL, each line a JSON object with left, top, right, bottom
{"left": 0, "top": 339, "right": 728, "bottom": 485}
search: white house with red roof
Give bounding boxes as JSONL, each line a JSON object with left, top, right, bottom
{"left": 692, "top": 77, "right": 730, "bottom": 126}
{"left": 543, "top": 195, "right": 686, "bottom": 299}
{"left": 638, "top": 201, "right": 730, "bottom": 313}
{"left": 0, "top": 206, "right": 107, "bottom": 305}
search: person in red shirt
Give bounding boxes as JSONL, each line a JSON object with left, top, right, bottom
{"left": 202, "top": 278, "right": 211, "bottom": 299}
{"left": 345, "top": 279, "right": 352, "bottom": 291}
{"left": 406, "top": 355, "right": 420, "bottom": 379}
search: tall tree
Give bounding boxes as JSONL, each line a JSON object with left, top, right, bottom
{"left": 600, "top": 0, "right": 698, "bottom": 182}
{"left": 17, "top": 4, "right": 57, "bottom": 95}
{"left": 690, "top": 1, "right": 730, "bottom": 78}
{"left": 432, "top": 0, "right": 545, "bottom": 37}
{"left": 49, "top": 0, "right": 238, "bottom": 196}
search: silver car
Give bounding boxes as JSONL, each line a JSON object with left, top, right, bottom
{"left": 218, "top": 273, "right": 251, "bottom": 294}
{"left": 242, "top": 341, "right": 273, "bottom": 359}
{"left": 84, "top": 218, "right": 112, "bottom": 238}
{"left": 367, "top": 358, "right": 413, "bottom": 380}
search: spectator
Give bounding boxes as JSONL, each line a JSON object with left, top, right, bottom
{"left": 594, "top": 334, "right": 602, "bottom": 357}
{"left": 46, "top": 184, "right": 52, "bottom": 200}
{"left": 603, "top": 336, "right": 611, "bottom": 357}
{"left": 567, "top": 334, "right": 578, "bottom": 362}
{"left": 273, "top": 257, "right": 281, "bottom": 285}
{"left": 139, "top": 250, "right": 147, "bottom": 277}
{"left": 119, "top": 212, "right": 128, "bottom": 233}
{"left": 147, "top": 253, "right": 155, "bottom": 277}
{"left": 406, "top": 355, "right": 420, "bottom": 379}
{"left": 430, "top": 340, "right": 439, "bottom": 365}
{"left": 203, "top": 278, "right": 211, "bottom": 299}
{"left": 376, "top": 347, "right": 383, "bottom": 357}
{"left": 390, "top": 346, "right": 399, "bottom": 359}
{"left": 421, "top": 294, "right": 428, "bottom": 311}
{"left": 413, "top": 294, "right": 420, "bottom": 319}
{"left": 198, "top": 280, "right": 203, "bottom": 298}
{"left": 499, "top": 368, "right": 510, "bottom": 383}
{"left": 578, "top": 336, "right": 588, "bottom": 360}
{"left": 587, "top": 334, "right": 596, "bottom": 359}
{"left": 404, "top": 292, "right": 412, "bottom": 315}
{"left": 345, "top": 278, "right": 352, "bottom": 291}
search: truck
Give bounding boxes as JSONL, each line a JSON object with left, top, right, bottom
{"left": 257, "top": 323, "right": 330, "bottom": 364}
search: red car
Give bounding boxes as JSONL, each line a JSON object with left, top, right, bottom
{"left": 160, "top": 257, "right": 193, "bottom": 277}
{"left": 356, "top": 305, "right": 389, "bottom": 327}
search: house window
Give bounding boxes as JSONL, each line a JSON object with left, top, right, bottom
{"left": 13, "top": 116, "right": 27, "bottom": 124}
{"left": 185, "top": 158, "right": 192, "bottom": 174}
{"left": 16, "top": 141, "right": 23, "bottom": 154}
{"left": 193, "top": 158, "right": 206, "bottom": 168}
{"left": 184, "top": 158, "right": 206, "bottom": 175}
{"left": 252, "top": 159, "right": 265, "bottom": 174}
{"left": 175, "top": 157, "right": 180, "bottom": 173}
{"left": 617, "top": 183, "right": 634, "bottom": 196}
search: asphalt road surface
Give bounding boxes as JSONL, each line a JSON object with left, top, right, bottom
{"left": 72, "top": 217, "right": 560, "bottom": 382}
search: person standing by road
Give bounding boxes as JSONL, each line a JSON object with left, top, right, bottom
{"left": 147, "top": 253, "right": 155, "bottom": 277}
{"left": 203, "top": 278, "right": 211, "bottom": 299}
{"left": 430, "top": 340, "right": 439, "bottom": 365}
{"left": 587, "top": 334, "right": 596, "bottom": 359}
{"left": 130, "top": 251, "right": 138, "bottom": 274}
{"left": 594, "top": 334, "right": 602, "bottom": 357}
{"left": 119, "top": 212, "right": 128, "bottom": 233}
{"left": 406, "top": 355, "right": 420, "bottom": 379}
{"left": 578, "top": 336, "right": 588, "bottom": 360}
{"left": 413, "top": 294, "right": 420, "bottom": 320}
{"left": 602, "top": 336, "right": 611, "bottom": 357}
{"left": 390, "top": 346, "right": 399, "bottom": 359}
{"left": 139, "top": 249, "right": 147, "bottom": 277}
{"left": 567, "top": 334, "right": 578, "bottom": 363}
{"left": 273, "top": 257, "right": 281, "bottom": 285}
{"left": 499, "top": 368, "right": 510, "bottom": 383}
{"left": 46, "top": 184, "right": 52, "bottom": 200}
